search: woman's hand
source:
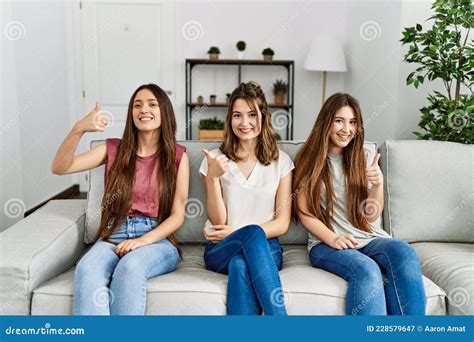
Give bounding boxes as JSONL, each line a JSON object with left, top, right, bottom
{"left": 203, "top": 225, "right": 235, "bottom": 243}
{"left": 366, "top": 153, "right": 383, "bottom": 187}
{"left": 202, "top": 149, "right": 229, "bottom": 179}
{"left": 115, "top": 236, "right": 152, "bottom": 257}
{"left": 74, "top": 101, "right": 110, "bottom": 134}
{"left": 331, "top": 234, "right": 359, "bottom": 250}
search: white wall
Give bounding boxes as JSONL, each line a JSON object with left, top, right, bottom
{"left": 344, "top": 0, "right": 402, "bottom": 144}
{"left": 1, "top": 2, "right": 24, "bottom": 230}
{"left": 1, "top": 0, "right": 76, "bottom": 231}
{"left": 1, "top": 0, "right": 445, "bottom": 230}
{"left": 173, "top": 0, "right": 348, "bottom": 141}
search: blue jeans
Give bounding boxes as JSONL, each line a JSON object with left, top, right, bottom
{"left": 204, "top": 224, "right": 287, "bottom": 315}
{"left": 310, "top": 237, "right": 426, "bottom": 315}
{"left": 73, "top": 216, "right": 179, "bottom": 315}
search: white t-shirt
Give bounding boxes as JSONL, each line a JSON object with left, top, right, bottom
{"left": 199, "top": 149, "right": 294, "bottom": 230}
{"left": 307, "top": 154, "right": 391, "bottom": 251}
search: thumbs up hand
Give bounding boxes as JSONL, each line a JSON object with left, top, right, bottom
{"left": 366, "top": 153, "right": 383, "bottom": 187}
{"left": 202, "top": 149, "right": 229, "bottom": 179}
{"left": 75, "top": 101, "right": 110, "bottom": 134}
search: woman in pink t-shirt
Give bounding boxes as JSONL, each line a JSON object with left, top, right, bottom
{"left": 51, "top": 84, "right": 189, "bottom": 315}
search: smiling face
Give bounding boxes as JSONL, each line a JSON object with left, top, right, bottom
{"left": 328, "top": 105, "right": 358, "bottom": 154}
{"left": 132, "top": 88, "right": 161, "bottom": 131}
{"left": 231, "top": 98, "right": 262, "bottom": 141}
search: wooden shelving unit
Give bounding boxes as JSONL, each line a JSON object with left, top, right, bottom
{"left": 185, "top": 58, "right": 295, "bottom": 140}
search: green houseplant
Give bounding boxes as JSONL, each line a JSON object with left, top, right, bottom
{"left": 262, "top": 48, "right": 275, "bottom": 61}
{"left": 400, "top": 0, "right": 473, "bottom": 144}
{"left": 207, "top": 46, "right": 221, "bottom": 60}
{"left": 198, "top": 117, "right": 225, "bottom": 141}
{"left": 236, "top": 40, "right": 246, "bottom": 59}
{"left": 273, "top": 79, "right": 288, "bottom": 105}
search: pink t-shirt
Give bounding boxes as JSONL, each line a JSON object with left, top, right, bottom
{"left": 104, "top": 138, "right": 186, "bottom": 218}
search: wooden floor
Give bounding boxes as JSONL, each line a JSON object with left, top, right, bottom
{"left": 24, "top": 185, "right": 87, "bottom": 217}
{"left": 70, "top": 192, "right": 87, "bottom": 199}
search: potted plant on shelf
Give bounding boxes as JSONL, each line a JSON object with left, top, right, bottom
{"left": 400, "top": 0, "right": 473, "bottom": 144}
{"left": 273, "top": 80, "right": 288, "bottom": 105}
{"left": 262, "top": 48, "right": 275, "bottom": 61}
{"left": 209, "top": 94, "right": 217, "bottom": 105}
{"left": 207, "top": 46, "right": 220, "bottom": 60}
{"left": 199, "top": 117, "right": 225, "bottom": 141}
{"left": 236, "top": 40, "right": 246, "bottom": 59}
{"left": 197, "top": 95, "right": 204, "bottom": 105}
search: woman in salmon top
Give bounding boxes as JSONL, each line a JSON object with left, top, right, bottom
{"left": 51, "top": 84, "right": 189, "bottom": 315}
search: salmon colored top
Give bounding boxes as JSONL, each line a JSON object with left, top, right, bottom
{"left": 104, "top": 138, "right": 186, "bottom": 218}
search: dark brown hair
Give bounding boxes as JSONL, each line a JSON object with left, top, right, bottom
{"left": 95, "top": 84, "right": 181, "bottom": 249}
{"left": 293, "top": 93, "right": 372, "bottom": 232}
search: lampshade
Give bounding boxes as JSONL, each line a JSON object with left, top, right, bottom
{"left": 304, "top": 36, "right": 347, "bottom": 72}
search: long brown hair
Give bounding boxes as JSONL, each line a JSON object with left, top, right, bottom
{"left": 293, "top": 93, "right": 372, "bottom": 232}
{"left": 95, "top": 84, "right": 181, "bottom": 249}
{"left": 220, "top": 81, "right": 279, "bottom": 165}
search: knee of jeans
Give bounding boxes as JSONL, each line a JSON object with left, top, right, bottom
{"left": 352, "top": 258, "right": 383, "bottom": 284}
{"left": 228, "top": 256, "right": 249, "bottom": 276}
{"left": 113, "top": 256, "right": 146, "bottom": 279}
{"left": 75, "top": 257, "right": 96, "bottom": 279}
{"left": 384, "top": 239, "right": 419, "bottom": 265}
{"left": 240, "top": 224, "right": 265, "bottom": 239}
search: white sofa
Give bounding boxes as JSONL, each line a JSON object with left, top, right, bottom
{"left": 1, "top": 140, "right": 472, "bottom": 315}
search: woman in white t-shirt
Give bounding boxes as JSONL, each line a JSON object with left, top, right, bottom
{"left": 199, "top": 81, "right": 294, "bottom": 315}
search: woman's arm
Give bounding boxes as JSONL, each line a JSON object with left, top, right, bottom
{"left": 260, "top": 172, "right": 293, "bottom": 239}
{"left": 202, "top": 149, "right": 228, "bottom": 225}
{"left": 365, "top": 153, "right": 384, "bottom": 223}
{"left": 297, "top": 190, "right": 358, "bottom": 250}
{"left": 115, "top": 153, "right": 190, "bottom": 256}
{"left": 51, "top": 101, "right": 109, "bottom": 175}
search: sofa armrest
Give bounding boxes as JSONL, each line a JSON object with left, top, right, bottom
{"left": 0, "top": 199, "right": 87, "bottom": 315}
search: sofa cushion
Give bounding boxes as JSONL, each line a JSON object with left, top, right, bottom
{"left": 32, "top": 244, "right": 227, "bottom": 315}
{"left": 378, "top": 140, "right": 473, "bottom": 243}
{"left": 85, "top": 140, "right": 380, "bottom": 245}
{"left": 411, "top": 242, "right": 473, "bottom": 315}
{"left": 32, "top": 244, "right": 445, "bottom": 315}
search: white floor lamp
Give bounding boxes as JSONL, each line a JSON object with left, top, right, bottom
{"left": 304, "top": 36, "right": 347, "bottom": 104}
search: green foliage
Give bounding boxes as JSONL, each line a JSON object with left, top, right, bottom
{"left": 262, "top": 48, "right": 275, "bottom": 56}
{"left": 199, "top": 117, "right": 225, "bottom": 130}
{"left": 236, "top": 41, "right": 246, "bottom": 51}
{"left": 413, "top": 92, "right": 473, "bottom": 144}
{"left": 401, "top": 0, "right": 473, "bottom": 143}
{"left": 207, "top": 46, "right": 220, "bottom": 54}
{"left": 273, "top": 79, "right": 288, "bottom": 93}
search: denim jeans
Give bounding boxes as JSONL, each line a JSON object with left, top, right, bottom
{"left": 310, "top": 237, "right": 426, "bottom": 315}
{"left": 73, "top": 216, "right": 179, "bottom": 315}
{"left": 204, "top": 224, "right": 287, "bottom": 315}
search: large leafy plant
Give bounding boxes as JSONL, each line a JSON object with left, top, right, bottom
{"left": 401, "top": 0, "right": 473, "bottom": 144}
